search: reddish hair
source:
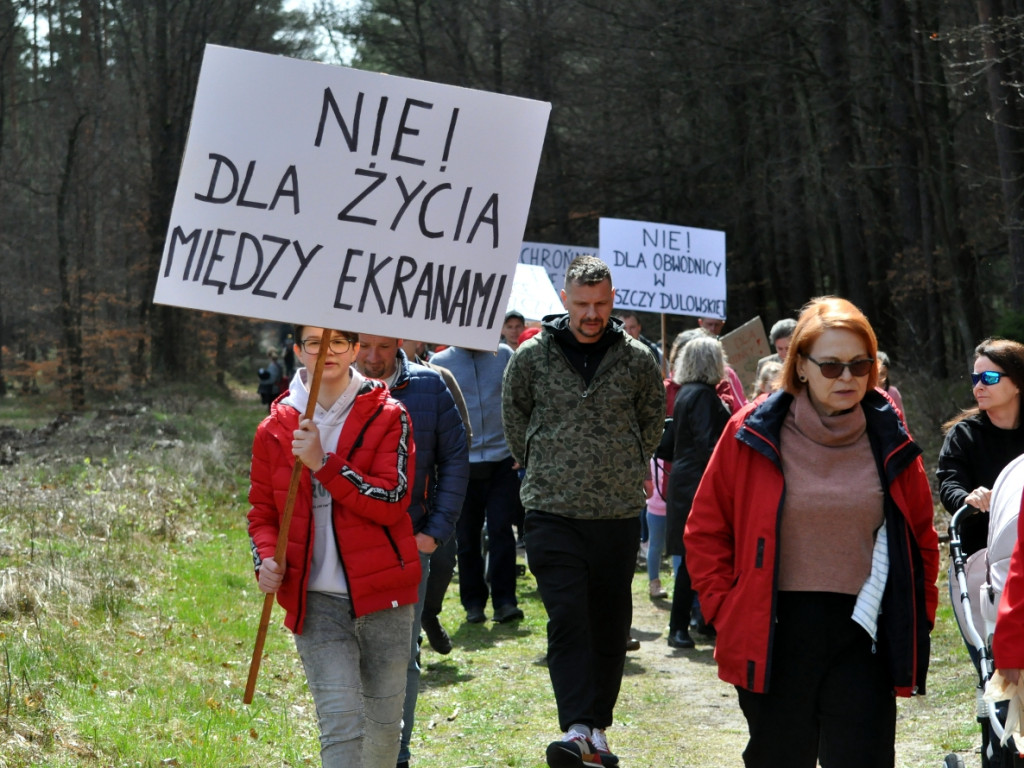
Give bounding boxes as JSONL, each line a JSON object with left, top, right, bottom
{"left": 780, "top": 296, "right": 879, "bottom": 395}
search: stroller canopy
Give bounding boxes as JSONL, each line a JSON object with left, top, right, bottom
{"left": 985, "top": 453, "right": 1024, "bottom": 617}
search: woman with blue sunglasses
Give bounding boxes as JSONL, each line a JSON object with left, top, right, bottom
{"left": 938, "top": 338, "right": 1024, "bottom": 556}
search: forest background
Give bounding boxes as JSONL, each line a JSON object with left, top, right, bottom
{"left": 4, "top": 0, "right": 1024, "bottom": 415}
{"left": 1, "top": 3, "right": 1022, "bottom": 765}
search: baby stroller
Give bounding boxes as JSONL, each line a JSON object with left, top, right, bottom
{"left": 946, "top": 454, "right": 1024, "bottom": 768}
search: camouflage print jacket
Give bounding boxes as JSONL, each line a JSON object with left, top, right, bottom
{"left": 501, "top": 315, "right": 665, "bottom": 519}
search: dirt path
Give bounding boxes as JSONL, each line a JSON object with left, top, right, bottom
{"left": 619, "top": 569, "right": 982, "bottom": 768}
{"left": 620, "top": 581, "right": 749, "bottom": 765}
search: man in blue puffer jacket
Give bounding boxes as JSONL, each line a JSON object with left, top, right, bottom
{"left": 356, "top": 335, "right": 470, "bottom": 768}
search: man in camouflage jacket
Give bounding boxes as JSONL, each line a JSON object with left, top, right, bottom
{"left": 501, "top": 255, "right": 663, "bottom": 768}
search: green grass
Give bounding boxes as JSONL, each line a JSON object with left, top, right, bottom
{"left": 0, "top": 389, "right": 995, "bottom": 766}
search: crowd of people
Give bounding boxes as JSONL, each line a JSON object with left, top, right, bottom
{"left": 243, "top": 254, "right": 1024, "bottom": 768}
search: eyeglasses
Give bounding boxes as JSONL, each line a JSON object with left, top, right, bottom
{"left": 971, "top": 370, "right": 1006, "bottom": 387}
{"left": 804, "top": 355, "right": 875, "bottom": 379}
{"left": 300, "top": 337, "right": 353, "bottom": 355}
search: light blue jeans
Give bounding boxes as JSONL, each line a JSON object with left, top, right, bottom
{"left": 294, "top": 591, "right": 414, "bottom": 768}
{"left": 646, "top": 511, "right": 667, "bottom": 583}
{"left": 399, "top": 550, "right": 431, "bottom": 763}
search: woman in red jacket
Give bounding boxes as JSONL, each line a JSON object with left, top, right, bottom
{"left": 685, "top": 297, "right": 939, "bottom": 768}
{"left": 248, "top": 326, "right": 420, "bottom": 768}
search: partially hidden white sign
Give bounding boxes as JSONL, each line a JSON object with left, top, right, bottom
{"left": 599, "top": 217, "right": 726, "bottom": 319}
{"left": 154, "top": 45, "right": 551, "bottom": 350}
{"left": 518, "top": 241, "right": 595, "bottom": 290}
{"left": 508, "top": 263, "right": 564, "bottom": 321}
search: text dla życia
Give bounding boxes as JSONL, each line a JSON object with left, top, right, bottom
{"left": 163, "top": 89, "right": 507, "bottom": 328}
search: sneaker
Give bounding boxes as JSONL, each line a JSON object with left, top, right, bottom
{"left": 546, "top": 727, "right": 618, "bottom": 768}
{"left": 648, "top": 579, "right": 668, "bottom": 599}
{"left": 493, "top": 603, "right": 524, "bottom": 623}
{"left": 590, "top": 729, "right": 619, "bottom": 766}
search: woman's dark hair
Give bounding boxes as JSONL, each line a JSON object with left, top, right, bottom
{"left": 942, "top": 337, "right": 1024, "bottom": 432}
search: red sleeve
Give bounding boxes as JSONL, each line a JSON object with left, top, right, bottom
{"left": 246, "top": 422, "right": 283, "bottom": 567}
{"left": 685, "top": 416, "right": 742, "bottom": 624}
{"left": 316, "top": 404, "right": 415, "bottom": 526}
{"left": 714, "top": 379, "right": 736, "bottom": 416}
{"left": 893, "top": 455, "right": 940, "bottom": 626}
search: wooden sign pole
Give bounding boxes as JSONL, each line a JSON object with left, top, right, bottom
{"left": 243, "top": 328, "right": 331, "bottom": 705}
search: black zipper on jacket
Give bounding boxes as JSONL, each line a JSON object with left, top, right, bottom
{"left": 869, "top": 407, "right": 926, "bottom": 693}
{"left": 735, "top": 417, "right": 785, "bottom": 693}
{"left": 347, "top": 404, "right": 385, "bottom": 457}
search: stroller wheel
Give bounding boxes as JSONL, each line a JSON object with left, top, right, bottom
{"left": 943, "top": 755, "right": 965, "bottom": 768}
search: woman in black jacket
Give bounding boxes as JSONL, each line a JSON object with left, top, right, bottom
{"left": 938, "top": 337, "right": 1024, "bottom": 556}
{"left": 666, "top": 335, "right": 731, "bottom": 648}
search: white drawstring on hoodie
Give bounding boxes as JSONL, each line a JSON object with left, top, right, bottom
{"left": 281, "top": 366, "right": 365, "bottom": 595}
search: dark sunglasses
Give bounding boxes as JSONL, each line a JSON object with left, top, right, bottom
{"left": 971, "top": 371, "right": 1006, "bottom": 387}
{"left": 804, "top": 355, "right": 875, "bottom": 379}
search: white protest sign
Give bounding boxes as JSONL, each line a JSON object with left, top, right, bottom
{"left": 519, "top": 241, "right": 595, "bottom": 290}
{"left": 599, "top": 217, "right": 726, "bottom": 319}
{"left": 507, "top": 263, "right": 564, "bottom": 321}
{"left": 154, "top": 45, "right": 551, "bottom": 351}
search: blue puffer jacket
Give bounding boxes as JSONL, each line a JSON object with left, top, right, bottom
{"left": 388, "top": 349, "right": 470, "bottom": 542}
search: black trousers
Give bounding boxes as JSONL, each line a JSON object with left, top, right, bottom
{"left": 456, "top": 458, "right": 521, "bottom": 611}
{"left": 736, "top": 591, "right": 896, "bottom": 768}
{"left": 525, "top": 510, "right": 639, "bottom": 732}
{"left": 422, "top": 535, "right": 456, "bottom": 621}
{"left": 668, "top": 546, "right": 694, "bottom": 633}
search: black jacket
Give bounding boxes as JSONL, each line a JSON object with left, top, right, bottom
{"left": 666, "top": 381, "right": 730, "bottom": 556}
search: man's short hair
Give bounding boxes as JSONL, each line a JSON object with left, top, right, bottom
{"left": 769, "top": 318, "right": 797, "bottom": 345}
{"left": 564, "top": 255, "right": 611, "bottom": 289}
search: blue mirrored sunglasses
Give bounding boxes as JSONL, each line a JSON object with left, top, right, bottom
{"left": 971, "top": 371, "right": 1005, "bottom": 386}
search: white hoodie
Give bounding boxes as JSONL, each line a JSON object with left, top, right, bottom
{"left": 280, "top": 366, "right": 366, "bottom": 595}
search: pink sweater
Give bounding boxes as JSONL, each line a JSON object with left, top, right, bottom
{"left": 777, "top": 389, "right": 884, "bottom": 594}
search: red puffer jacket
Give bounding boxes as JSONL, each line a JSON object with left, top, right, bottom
{"left": 685, "top": 389, "right": 939, "bottom": 696}
{"left": 247, "top": 379, "right": 420, "bottom": 632}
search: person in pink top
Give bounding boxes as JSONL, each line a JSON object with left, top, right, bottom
{"left": 644, "top": 457, "right": 670, "bottom": 598}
